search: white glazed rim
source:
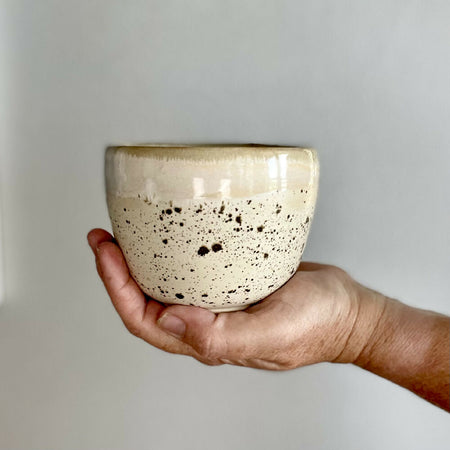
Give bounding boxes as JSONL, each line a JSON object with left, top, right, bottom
{"left": 105, "top": 144, "right": 318, "bottom": 164}
{"left": 107, "top": 143, "right": 313, "bottom": 149}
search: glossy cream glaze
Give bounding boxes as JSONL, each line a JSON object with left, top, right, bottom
{"left": 106, "top": 145, "right": 318, "bottom": 311}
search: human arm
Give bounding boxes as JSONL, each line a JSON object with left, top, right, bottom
{"left": 87, "top": 228, "right": 450, "bottom": 411}
{"left": 352, "top": 289, "right": 449, "bottom": 411}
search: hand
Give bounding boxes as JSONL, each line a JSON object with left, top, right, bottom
{"left": 87, "top": 228, "right": 385, "bottom": 370}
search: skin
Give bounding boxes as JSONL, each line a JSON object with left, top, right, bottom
{"left": 87, "top": 228, "right": 449, "bottom": 412}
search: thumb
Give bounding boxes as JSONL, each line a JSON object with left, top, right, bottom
{"left": 156, "top": 305, "right": 237, "bottom": 364}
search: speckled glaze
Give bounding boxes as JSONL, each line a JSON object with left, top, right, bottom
{"left": 105, "top": 144, "right": 319, "bottom": 312}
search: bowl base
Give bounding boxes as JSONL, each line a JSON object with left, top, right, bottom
{"left": 161, "top": 301, "right": 249, "bottom": 313}
{"left": 208, "top": 304, "right": 248, "bottom": 313}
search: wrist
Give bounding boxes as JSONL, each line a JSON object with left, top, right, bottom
{"left": 350, "top": 291, "right": 450, "bottom": 410}
{"left": 352, "top": 296, "right": 438, "bottom": 370}
{"left": 332, "top": 280, "right": 388, "bottom": 365}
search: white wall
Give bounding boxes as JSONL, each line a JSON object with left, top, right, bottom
{"left": 1, "top": 1, "right": 449, "bottom": 449}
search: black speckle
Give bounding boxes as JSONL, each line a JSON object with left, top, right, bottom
{"left": 264, "top": 253, "right": 269, "bottom": 259}
{"left": 162, "top": 239, "right": 168, "bottom": 245}
{"left": 257, "top": 226, "right": 264, "bottom": 232}
{"left": 174, "top": 207, "right": 182, "bottom": 213}
{"left": 180, "top": 222, "right": 184, "bottom": 226}
{"left": 190, "top": 268, "right": 195, "bottom": 272}
{"left": 201, "top": 294, "right": 208, "bottom": 297}
{"left": 198, "top": 246, "right": 210, "bottom": 256}
{"left": 219, "top": 204, "right": 225, "bottom": 214}
{"left": 235, "top": 215, "right": 242, "bottom": 224}
{"left": 125, "top": 220, "right": 130, "bottom": 224}
{"left": 212, "top": 243, "right": 223, "bottom": 252}
{"left": 175, "top": 293, "right": 184, "bottom": 299}
{"left": 123, "top": 208, "right": 127, "bottom": 212}
{"left": 305, "top": 216, "right": 310, "bottom": 224}
{"left": 165, "top": 209, "right": 173, "bottom": 215}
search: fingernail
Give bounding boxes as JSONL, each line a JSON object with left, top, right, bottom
{"left": 158, "top": 314, "right": 186, "bottom": 339}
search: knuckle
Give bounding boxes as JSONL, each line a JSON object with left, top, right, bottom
{"left": 278, "top": 359, "right": 297, "bottom": 371}
{"left": 326, "top": 264, "right": 349, "bottom": 282}
{"left": 326, "top": 264, "right": 345, "bottom": 275}
{"left": 123, "top": 319, "right": 142, "bottom": 338}
{"left": 270, "top": 350, "right": 295, "bottom": 370}
{"left": 197, "top": 357, "right": 223, "bottom": 367}
{"left": 278, "top": 354, "right": 302, "bottom": 371}
{"left": 195, "top": 333, "right": 223, "bottom": 363}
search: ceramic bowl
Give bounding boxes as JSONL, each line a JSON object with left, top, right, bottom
{"left": 105, "top": 144, "right": 319, "bottom": 312}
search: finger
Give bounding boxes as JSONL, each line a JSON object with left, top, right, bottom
{"left": 298, "top": 261, "right": 325, "bottom": 272}
{"left": 157, "top": 304, "right": 264, "bottom": 365}
{"left": 140, "top": 301, "right": 203, "bottom": 358}
{"left": 95, "top": 255, "right": 103, "bottom": 278}
{"left": 87, "top": 228, "right": 114, "bottom": 254}
{"left": 96, "top": 240, "right": 196, "bottom": 357}
{"left": 88, "top": 229, "right": 195, "bottom": 355}
{"left": 96, "top": 241, "right": 148, "bottom": 337}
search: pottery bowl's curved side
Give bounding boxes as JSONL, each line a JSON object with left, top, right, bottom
{"left": 105, "top": 144, "right": 319, "bottom": 312}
